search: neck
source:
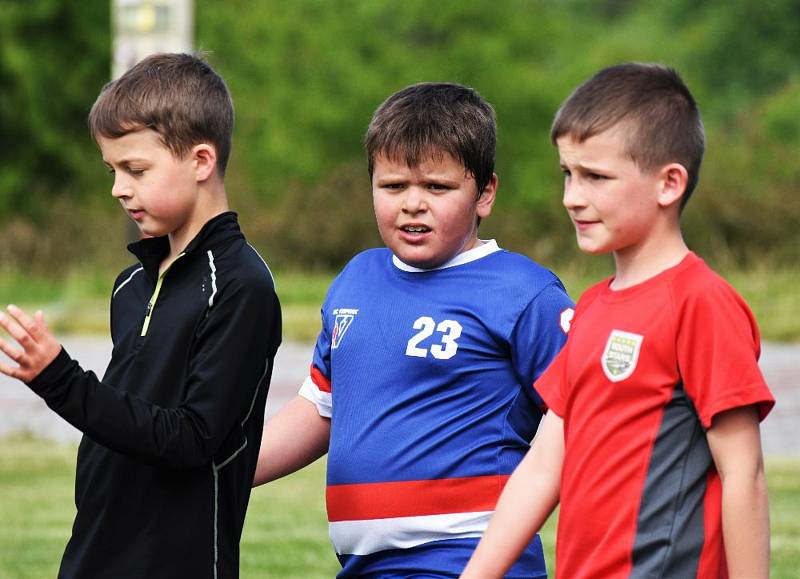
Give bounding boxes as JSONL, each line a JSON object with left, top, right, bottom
{"left": 165, "top": 183, "right": 229, "bottom": 268}
{"left": 611, "top": 231, "right": 688, "bottom": 290}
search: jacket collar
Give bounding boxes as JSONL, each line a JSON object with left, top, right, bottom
{"left": 127, "top": 211, "right": 244, "bottom": 281}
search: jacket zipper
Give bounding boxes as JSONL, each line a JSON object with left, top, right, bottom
{"left": 140, "top": 253, "right": 185, "bottom": 337}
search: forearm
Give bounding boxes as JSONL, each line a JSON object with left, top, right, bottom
{"left": 254, "top": 395, "right": 330, "bottom": 486}
{"left": 708, "top": 405, "right": 770, "bottom": 579}
{"left": 461, "top": 451, "right": 560, "bottom": 578}
{"left": 721, "top": 468, "right": 770, "bottom": 578}
{"left": 462, "top": 412, "right": 564, "bottom": 578}
{"left": 29, "top": 348, "right": 264, "bottom": 469}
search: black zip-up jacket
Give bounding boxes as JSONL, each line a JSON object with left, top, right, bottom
{"left": 27, "top": 212, "right": 281, "bottom": 579}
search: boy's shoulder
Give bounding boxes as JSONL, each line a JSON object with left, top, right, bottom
{"left": 652, "top": 252, "right": 746, "bottom": 311}
{"left": 215, "top": 239, "right": 276, "bottom": 288}
{"left": 331, "top": 246, "right": 569, "bottom": 319}
{"left": 340, "top": 246, "right": 563, "bottom": 288}
{"left": 575, "top": 252, "right": 750, "bottom": 317}
{"left": 672, "top": 253, "right": 756, "bottom": 325}
{"left": 490, "top": 248, "right": 563, "bottom": 286}
{"left": 326, "top": 247, "right": 390, "bottom": 288}
{"left": 670, "top": 252, "right": 733, "bottom": 291}
{"left": 111, "top": 263, "right": 147, "bottom": 296}
{"left": 185, "top": 212, "right": 276, "bottom": 292}
{"left": 348, "top": 247, "right": 392, "bottom": 265}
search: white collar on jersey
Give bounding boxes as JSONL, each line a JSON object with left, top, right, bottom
{"left": 392, "top": 239, "right": 501, "bottom": 272}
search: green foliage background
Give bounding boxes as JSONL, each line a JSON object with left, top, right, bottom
{"left": 1, "top": 0, "right": 798, "bottom": 274}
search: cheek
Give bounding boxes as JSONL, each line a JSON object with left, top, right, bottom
{"left": 142, "top": 187, "right": 187, "bottom": 219}
{"left": 372, "top": 195, "right": 396, "bottom": 224}
{"left": 142, "top": 190, "right": 172, "bottom": 214}
{"left": 442, "top": 204, "right": 478, "bottom": 235}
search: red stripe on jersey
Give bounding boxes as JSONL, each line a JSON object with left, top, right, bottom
{"left": 310, "top": 364, "right": 331, "bottom": 393}
{"left": 697, "top": 470, "right": 727, "bottom": 578}
{"left": 326, "top": 474, "right": 509, "bottom": 522}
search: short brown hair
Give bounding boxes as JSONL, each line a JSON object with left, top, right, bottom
{"left": 365, "top": 82, "right": 496, "bottom": 195}
{"left": 89, "top": 53, "right": 234, "bottom": 176}
{"left": 551, "top": 63, "right": 704, "bottom": 207}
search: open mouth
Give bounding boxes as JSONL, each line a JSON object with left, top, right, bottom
{"left": 402, "top": 225, "right": 431, "bottom": 234}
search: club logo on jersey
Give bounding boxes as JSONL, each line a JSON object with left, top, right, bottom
{"left": 331, "top": 308, "right": 358, "bottom": 349}
{"left": 601, "top": 330, "right": 643, "bottom": 382}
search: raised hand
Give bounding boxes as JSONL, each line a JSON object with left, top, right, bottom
{"left": 0, "top": 305, "right": 62, "bottom": 383}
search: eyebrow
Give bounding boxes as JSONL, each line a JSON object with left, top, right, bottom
{"left": 560, "top": 159, "right": 607, "bottom": 173}
{"left": 103, "top": 156, "right": 149, "bottom": 166}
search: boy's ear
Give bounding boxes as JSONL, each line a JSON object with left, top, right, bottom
{"left": 191, "top": 143, "right": 218, "bottom": 182}
{"left": 476, "top": 173, "right": 498, "bottom": 219}
{"left": 657, "top": 163, "right": 688, "bottom": 209}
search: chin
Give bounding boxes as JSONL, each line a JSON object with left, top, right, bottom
{"left": 576, "top": 242, "right": 610, "bottom": 256}
{"left": 398, "top": 253, "right": 443, "bottom": 269}
{"left": 138, "top": 225, "right": 166, "bottom": 239}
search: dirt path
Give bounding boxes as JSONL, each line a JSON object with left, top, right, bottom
{"left": 1, "top": 338, "right": 797, "bottom": 456}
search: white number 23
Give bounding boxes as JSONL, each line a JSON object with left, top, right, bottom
{"left": 405, "top": 316, "right": 463, "bottom": 360}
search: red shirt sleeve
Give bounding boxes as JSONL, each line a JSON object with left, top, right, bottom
{"left": 534, "top": 337, "right": 570, "bottom": 418}
{"left": 675, "top": 275, "right": 774, "bottom": 428}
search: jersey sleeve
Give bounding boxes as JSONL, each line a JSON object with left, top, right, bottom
{"left": 533, "top": 342, "right": 570, "bottom": 417}
{"left": 298, "top": 303, "right": 334, "bottom": 418}
{"left": 510, "top": 282, "right": 574, "bottom": 409}
{"left": 676, "top": 279, "right": 774, "bottom": 428}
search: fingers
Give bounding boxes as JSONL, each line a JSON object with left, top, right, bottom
{"left": 0, "top": 308, "right": 31, "bottom": 347}
{"left": 0, "top": 359, "right": 19, "bottom": 379}
{"left": 0, "top": 359, "right": 26, "bottom": 381}
{"left": 0, "top": 336, "right": 23, "bottom": 363}
{"left": 0, "top": 337, "right": 30, "bottom": 381}
{"left": 6, "top": 304, "right": 43, "bottom": 343}
{"left": 34, "top": 310, "right": 50, "bottom": 333}
{"left": 0, "top": 306, "right": 59, "bottom": 383}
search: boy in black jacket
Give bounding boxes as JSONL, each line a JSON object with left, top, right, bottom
{"left": 0, "top": 53, "right": 281, "bottom": 579}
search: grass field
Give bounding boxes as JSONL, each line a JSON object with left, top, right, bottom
{"left": 0, "top": 435, "right": 798, "bottom": 578}
{"left": 1, "top": 265, "right": 799, "bottom": 343}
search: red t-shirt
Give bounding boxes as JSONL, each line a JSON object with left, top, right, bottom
{"left": 535, "top": 252, "right": 774, "bottom": 579}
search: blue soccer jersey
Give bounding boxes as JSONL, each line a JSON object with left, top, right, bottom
{"left": 300, "top": 240, "right": 573, "bottom": 577}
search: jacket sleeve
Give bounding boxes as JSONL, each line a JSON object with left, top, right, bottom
{"left": 26, "top": 275, "right": 280, "bottom": 469}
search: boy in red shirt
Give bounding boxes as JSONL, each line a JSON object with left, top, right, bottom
{"left": 462, "top": 63, "right": 774, "bottom": 579}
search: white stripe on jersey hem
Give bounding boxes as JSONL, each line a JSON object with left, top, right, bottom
{"left": 392, "top": 239, "right": 500, "bottom": 272}
{"left": 330, "top": 510, "right": 491, "bottom": 556}
{"left": 299, "top": 376, "right": 332, "bottom": 418}
{"left": 112, "top": 267, "right": 144, "bottom": 298}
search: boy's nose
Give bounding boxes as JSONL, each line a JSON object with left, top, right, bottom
{"left": 562, "top": 179, "right": 585, "bottom": 210}
{"left": 111, "top": 176, "right": 131, "bottom": 199}
{"left": 402, "top": 186, "right": 427, "bottom": 213}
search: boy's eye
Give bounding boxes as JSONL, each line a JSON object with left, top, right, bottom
{"left": 587, "top": 172, "right": 607, "bottom": 181}
{"left": 382, "top": 183, "right": 404, "bottom": 190}
{"left": 428, "top": 183, "right": 451, "bottom": 191}
{"left": 127, "top": 168, "right": 145, "bottom": 176}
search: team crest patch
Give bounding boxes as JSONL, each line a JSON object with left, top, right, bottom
{"left": 601, "top": 330, "right": 643, "bottom": 382}
{"left": 331, "top": 308, "right": 358, "bottom": 349}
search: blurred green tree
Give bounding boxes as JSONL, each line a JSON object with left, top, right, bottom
{"left": 0, "top": 0, "right": 110, "bottom": 219}
{"left": 0, "top": 0, "right": 797, "bottom": 271}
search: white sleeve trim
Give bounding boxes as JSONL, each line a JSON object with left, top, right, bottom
{"left": 298, "top": 375, "right": 332, "bottom": 418}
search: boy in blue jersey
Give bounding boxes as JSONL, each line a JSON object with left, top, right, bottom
{"left": 254, "top": 82, "right": 574, "bottom": 577}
